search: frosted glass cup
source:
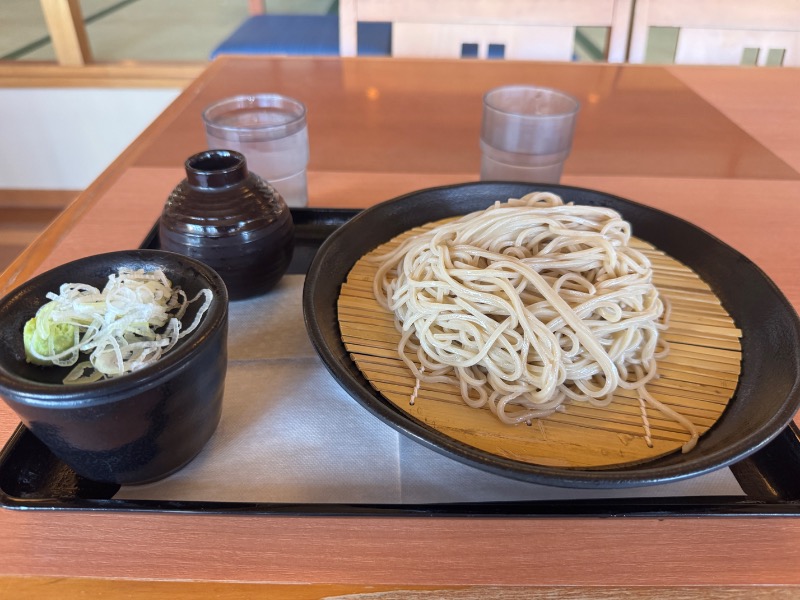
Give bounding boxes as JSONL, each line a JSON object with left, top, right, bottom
{"left": 202, "top": 94, "right": 309, "bottom": 207}
{"left": 480, "top": 85, "right": 580, "bottom": 184}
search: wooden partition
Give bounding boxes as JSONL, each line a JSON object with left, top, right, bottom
{"left": 628, "top": 0, "right": 800, "bottom": 66}
{"left": 339, "top": 0, "right": 634, "bottom": 61}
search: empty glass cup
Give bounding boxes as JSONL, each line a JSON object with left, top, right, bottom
{"left": 203, "top": 94, "right": 309, "bottom": 207}
{"left": 480, "top": 85, "right": 580, "bottom": 184}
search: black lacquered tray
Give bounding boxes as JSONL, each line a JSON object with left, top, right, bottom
{"left": 1, "top": 207, "right": 800, "bottom": 516}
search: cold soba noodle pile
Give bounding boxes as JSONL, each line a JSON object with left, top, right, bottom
{"left": 371, "top": 192, "right": 699, "bottom": 453}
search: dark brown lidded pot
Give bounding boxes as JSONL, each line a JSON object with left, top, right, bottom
{"left": 160, "top": 149, "right": 295, "bottom": 300}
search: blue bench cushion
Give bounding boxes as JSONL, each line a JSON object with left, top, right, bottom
{"left": 211, "top": 14, "right": 391, "bottom": 58}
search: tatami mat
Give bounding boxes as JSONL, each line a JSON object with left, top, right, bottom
{"left": 0, "top": 0, "right": 336, "bottom": 62}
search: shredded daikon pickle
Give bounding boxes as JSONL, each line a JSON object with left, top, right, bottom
{"left": 24, "top": 267, "right": 213, "bottom": 384}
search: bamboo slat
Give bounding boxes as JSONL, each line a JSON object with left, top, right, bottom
{"left": 337, "top": 222, "right": 742, "bottom": 469}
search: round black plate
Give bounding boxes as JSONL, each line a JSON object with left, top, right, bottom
{"left": 303, "top": 182, "right": 800, "bottom": 488}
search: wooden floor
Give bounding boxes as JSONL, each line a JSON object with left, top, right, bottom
{"left": 0, "top": 190, "right": 76, "bottom": 275}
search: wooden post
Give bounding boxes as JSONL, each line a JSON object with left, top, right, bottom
{"left": 339, "top": 0, "right": 358, "bottom": 57}
{"left": 39, "top": 0, "right": 93, "bottom": 66}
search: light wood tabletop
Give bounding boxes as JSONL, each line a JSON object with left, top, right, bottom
{"left": 2, "top": 56, "right": 800, "bottom": 598}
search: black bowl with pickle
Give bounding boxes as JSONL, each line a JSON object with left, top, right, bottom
{"left": 0, "top": 250, "right": 228, "bottom": 485}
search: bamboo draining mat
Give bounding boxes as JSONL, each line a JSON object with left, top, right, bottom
{"left": 338, "top": 222, "right": 742, "bottom": 469}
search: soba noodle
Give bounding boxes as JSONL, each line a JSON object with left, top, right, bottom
{"left": 371, "top": 192, "right": 699, "bottom": 453}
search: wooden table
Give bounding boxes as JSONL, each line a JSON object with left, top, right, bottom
{"left": 2, "top": 56, "right": 800, "bottom": 598}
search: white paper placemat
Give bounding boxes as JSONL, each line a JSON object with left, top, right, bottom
{"left": 116, "top": 275, "right": 743, "bottom": 503}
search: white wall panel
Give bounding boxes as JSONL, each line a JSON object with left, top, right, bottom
{"left": 0, "top": 87, "right": 179, "bottom": 189}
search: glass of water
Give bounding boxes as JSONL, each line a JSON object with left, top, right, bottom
{"left": 480, "top": 85, "right": 580, "bottom": 184}
{"left": 202, "top": 94, "right": 309, "bottom": 207}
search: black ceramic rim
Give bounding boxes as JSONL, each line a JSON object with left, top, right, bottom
{"left": 303, "top": 182, "right": 800, "bottom": 489}
{"left": 184, "top": 149, "right": 248, "bottom": 188}
{"left": 0, "top": 249, "right": 228, "bottom": 408}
